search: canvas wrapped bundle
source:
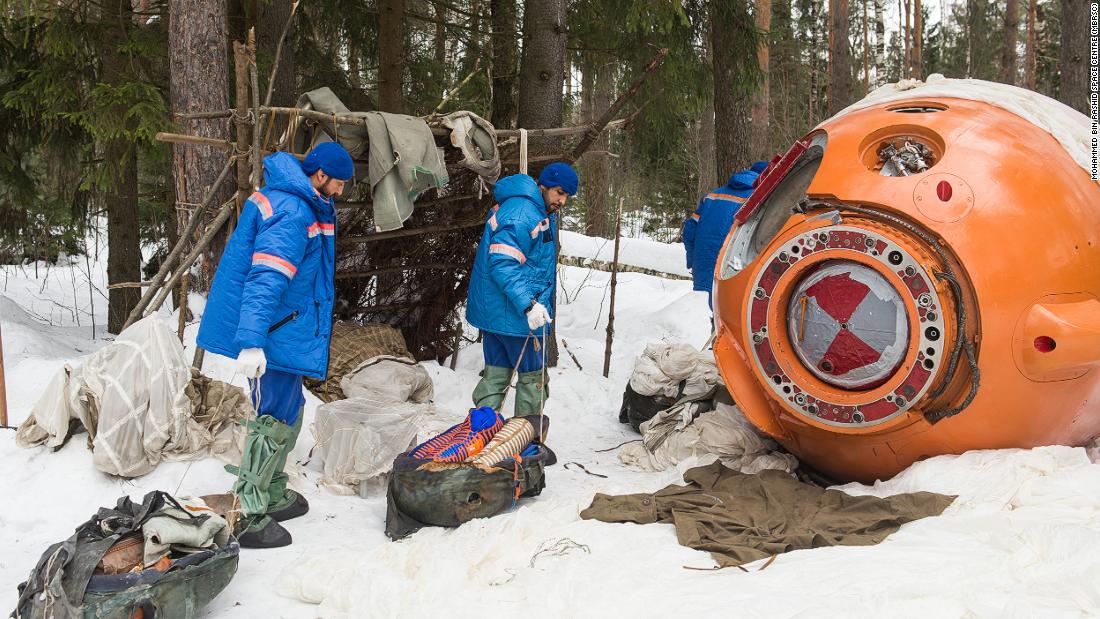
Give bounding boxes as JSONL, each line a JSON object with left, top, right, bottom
{"left": 384, "top": 415, "right": 555, "bottom": 539}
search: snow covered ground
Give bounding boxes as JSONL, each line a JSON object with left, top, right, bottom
{"left": 3, "top": 232, "right": 1100, "bottom": 618}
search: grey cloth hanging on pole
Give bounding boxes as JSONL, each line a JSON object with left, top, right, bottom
{"left": 290, "top": 88, "right": 458, "bottom": 231}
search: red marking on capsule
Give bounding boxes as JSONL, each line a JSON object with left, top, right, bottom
{"left": 936, "top": 180, "right": 953, "bottom": 202}
{"left": 1034, "top": 336, "right": 1056, "bottom": 353}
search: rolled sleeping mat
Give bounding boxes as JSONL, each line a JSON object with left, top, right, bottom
{"left": 467, "top": 415, "right": 549, "bottom": 466}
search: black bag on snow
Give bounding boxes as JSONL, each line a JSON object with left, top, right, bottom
{"left": 13, "top": 491, "right": 239, "bottom": 619}
{"left": 384, "top": 417, "right": 556, "bottom": 540}
{"left": 618, "top": 382, "right": 683, "bottom": 432}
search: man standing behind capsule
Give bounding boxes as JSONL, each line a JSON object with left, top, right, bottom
{"left": 683, "top": 161, "right": 768, "bottom": 308}
{"left": 465, "top": 163, "right": 578, "bottom": 418}
{"left": 197, "top": 142, "right": 353, "bottom": 548}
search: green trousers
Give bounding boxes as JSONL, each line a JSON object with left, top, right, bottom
{"left": 472, "top": 366, "right": 549, "bottom": 417}
{"left": 227, "top": 410, "right": 302, "bottom": 532}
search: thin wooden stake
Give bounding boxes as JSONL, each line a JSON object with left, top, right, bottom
{"left": 177, "top": 272, "right": 189, "bottom": 342}
{"left": 603, "top": 197, "right": 624, "bottom": 378}
{"left": 562, "top": 338, "right": 584, "bottom": 371}
{"left": 0, "top": 322, "right": 8, "bottom": 428}
{"left": 449, "top": 326, "right": 462, "bottom": 370}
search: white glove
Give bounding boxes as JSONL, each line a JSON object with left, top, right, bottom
{"left": 526, "top": 302, "right": 552, "bottom": 330}
{"left": 236, "top": 347, "right": 267, "bottom": 378}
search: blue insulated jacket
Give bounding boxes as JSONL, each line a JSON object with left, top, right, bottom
{"left": 466, "top": 174, "right": 557, "bottom": 338}
{"left": 197, "top": 152, "right": 337, "bottom": 379}
{"left": 683, "top": 170, "right": 758, "bottom": 292}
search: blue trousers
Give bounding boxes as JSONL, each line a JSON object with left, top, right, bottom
{"left": 249, "top": 369, "right": 305, "bottom": 425}
{"left": 482, "top": 330, "right": 545, "bottom": 373}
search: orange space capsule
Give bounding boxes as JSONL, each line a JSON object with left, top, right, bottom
{"left": 712, "top": 89, "right": 1100, "bottom": 483}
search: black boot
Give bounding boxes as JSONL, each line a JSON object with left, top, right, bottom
{"left": 236, "top": 515, "right": 292, "bottom": 549}
{"left": 268, "top": 490, "right": 309, "bottom": 522}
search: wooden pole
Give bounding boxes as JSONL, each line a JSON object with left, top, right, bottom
{"left": 155, "top": 132, "right": 234, "bottom": 150}
{"left": 0, "top": 322, "right": 8, "bottom": 428}
{"left": 249, "top": 31, "right": 262, "bottom": 190}
{"left": 567, "top": 48, "right": 668, "bottom": 164}
{"left": 122, "top": 157, "right": 236, "bottom": 331}
{"left": 172, "top": 108, "right": 635, "bottom": 141}
{"left": 233, "top": 41, "right": 252, "bottom": 209}
{"left": 147, "top": 200, "right": 236, "bottom": 314}
{"left": 602, "top": 198, "right": 624, "bottom": 378}
{"left": 177, "top": 272, "right": 189, "bottom": 342}
{"left": 335, "top": 263, "right": 466, "bottom": 280}
{"left": 337, "top": 218, "right": 484, "bottom": 245}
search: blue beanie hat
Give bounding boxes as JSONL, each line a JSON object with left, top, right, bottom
{"left": 750, "top": 160, "right": 769, "bottom": 174}
{"left": 302, "top": 142, "right": 355, "bottom": 181}
{"left": 537, "top": 162, "right": 579, "bottom": 195}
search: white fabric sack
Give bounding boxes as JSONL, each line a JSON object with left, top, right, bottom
{"left": 15, "top": 363, "right": 90, "bottom": 449}
{"left": 340, "top": 356, "right": 434, "bottom": 403}
{"left": 17, "top": 315, "right": 228, "bottom": 477}
{"left": 312, "top": 397, "right": 430, "bottom": 491}
{"left": 628, "top": 341, "right": 718, "bottom": 398}
{"left": 620, "top": 401, "right": 797, "bottom": 474}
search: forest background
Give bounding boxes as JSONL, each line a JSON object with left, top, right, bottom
{"left": 0, "top": 0, "right": 1092, "bottom": 334}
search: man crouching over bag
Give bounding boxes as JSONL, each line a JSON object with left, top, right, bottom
{"left": 197, "top": 142, "right": 353, "bottom": 548}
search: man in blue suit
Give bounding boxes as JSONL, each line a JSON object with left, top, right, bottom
{"left": 197, "top": 142, "right": 353, "bottom": 548}
{"left": 683, "top": 161, "right": 767, "bottom": 307}
{"left": 466, "top": 163, "right": 578, "bottom": 418}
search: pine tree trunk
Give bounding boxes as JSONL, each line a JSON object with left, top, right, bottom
{"left": 967, "top": 0, "right": 979, "bottom": 78}
{"left": 1058, "top": 0, "right": 1090, "bottom": 114}
{"left": 463, "top": 1, "right": 482, "bottom": 78}
{"left": 490, "top": 0, "right": 518, "bottom": 128}
{"left": 1001, "top": 0, "right": 1019, "bottom": 85}
{"left": 378, "top": 0, "right": 405, "bottom": 113}
{"left": 698, "top": 21, "right": 717, "bottom": 200}
{"left": 106, "top": 150, "right": 141, "bottom": 334}
{"left": 434, "top": 3, "right": 448, "bottom": 101}
{"left": 257, "top": 0, "right": 295, "bottom": 134}
{"left": 104, "top": 0, "right": 141, "bottom": 334}
{"left": 168, "top": 0, "right": 231, "bottom": 290}
{"left": 713, "top": 0, "right": 755, "bottom": 178}
{"left": 1025, "top": 0, "right": 1036, "bottom": 89}
{"left": 873, "top": 0, "right": 885, "bottom": 84}
{"left": 517, "top": 0, "right": 566, "bottom": 157}
{"left": 828, "top": 0, "right": 854, "bottom": 116}
{"left": 349, "top": 40, "right": 361, "bottom": 90}
{"left": 903, "top": 0, "right": 911, "bottom": 78}
{"left": 809, "top": 1, "right": 821, "bottom": 122}
{"left": 751, "top": 0, "right": 772, "bottom": 160}
{"left": 517, "top": 0, "right": 566, "bottom": 367}
{"left": 912, "top": 0, "right": 922, "bottom": 78}
{"left": 862, "top": 0, "right": 871, "bottom": 91}
{"left": 584, "top": 57, "right": 614, "bottom": 239}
